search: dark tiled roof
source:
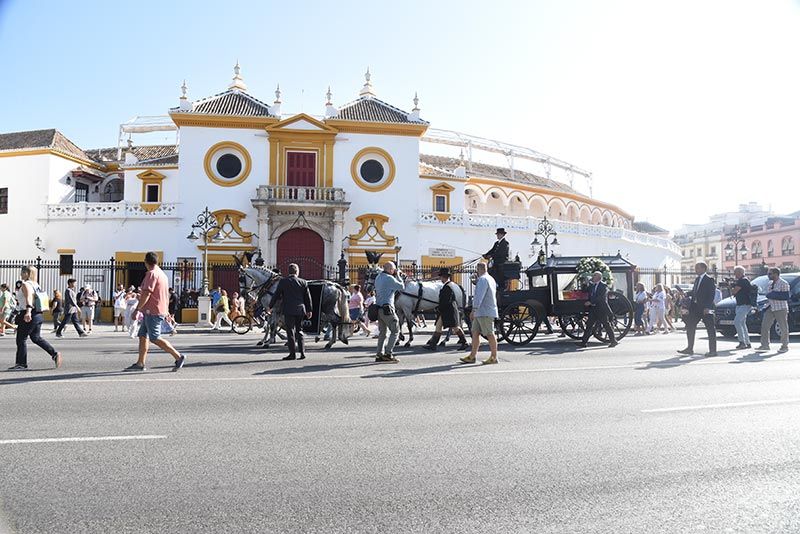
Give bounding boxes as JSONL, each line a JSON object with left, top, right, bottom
{"left": 135, "top": 153, "right": 179, "bottom": 166}
{"left": 419, "top": 154, "right": 577, "bottom": 194}
{"left": 0, "top": 128, "right": 89, "bottom": 162}
{"left": 85, "top": 145, "right": 178, "bottom": 163}
{"left": 171, "top": 90, "right": 274, "bottom": 117}
{"left": 333, "top": 97, "right": 427, "bottom": 124}
{"left": 633, "top": 221, "right": 669, "bottom": 234}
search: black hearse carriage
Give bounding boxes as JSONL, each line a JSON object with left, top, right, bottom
{"left": 496, "top": 254, "right": 636, "bottom": 345}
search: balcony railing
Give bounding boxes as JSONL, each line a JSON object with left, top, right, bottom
{"left": 418, "top": 211, "right": 682, "bottom": 255}
{"left": 255, "top": 185, "right": 347, "bottom": 203}
{"left": 42, "top": 201, "right": 180, "bottom": 220}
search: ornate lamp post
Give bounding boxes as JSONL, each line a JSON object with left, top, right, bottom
{"left": 531, "top": 214, "right": 559, "bottom": 263}
{"left": 186, "top": 207, "right": 222, "bottom": 296}
{"left": 724, "top": 227, "right": 747, "bottom": 265}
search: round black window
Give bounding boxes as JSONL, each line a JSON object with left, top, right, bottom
{"left": 216, "top": 154, "right": 242, "bottom": 179}
{"left": 360, "top": 159, "right": 384, "bottom": 184}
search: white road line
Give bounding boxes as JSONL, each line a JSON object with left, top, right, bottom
{"left": 0, "top": 435, "right": 167, "bottom": 445}
{"left": 642, "top": 398, "right": 800, "bottom": 413}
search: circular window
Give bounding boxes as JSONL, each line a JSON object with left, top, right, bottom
{"left": 216, "top": 154, "right": 242, "bottom": 179}
{"left": 204, "top": 141, "right": 251, "bottom": 187}
{"left": 350, "top": 147, "right": 395, "bottom": 192}
{"left": 360, "top": 160, "right": 384, "bottom": 183}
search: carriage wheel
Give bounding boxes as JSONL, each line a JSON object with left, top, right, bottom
{"left": 593, "top": 291, "right": 634, "bottom": 342}
{"left": 499, "top": 304, "right": 541, "bottom": 345}
{"left": 231, "top": 315, "right": 252, "bottom": 335}
{"left": 558, "top": 314, "right": 587, "bottom": 340}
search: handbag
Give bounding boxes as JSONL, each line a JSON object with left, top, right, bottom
{"left": 367, "top": 303, "right": 379, "bottom": 322}
{"left": 31, "top": 283, "right": 50, "bottom": 313}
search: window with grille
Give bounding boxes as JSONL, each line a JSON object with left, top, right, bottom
{"left": 75, "top": 182, "right": 89, "bottom": 203}
{"left": 0, "top": 187, "right": 7, "bottom": 214}
{"left": 434, "top": 195, "right": 447, "bottom": 212}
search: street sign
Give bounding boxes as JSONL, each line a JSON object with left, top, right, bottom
{"left": 428, "top": 247, "right": 455, "bottom": 258}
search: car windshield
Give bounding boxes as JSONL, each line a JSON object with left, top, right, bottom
{"left": 750, "top": 274, "right": 799, "bottom": 295}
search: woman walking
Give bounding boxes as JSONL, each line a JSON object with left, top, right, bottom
{"left": 348, "top": 284, "right": 365, "bottom": 335}
{"left": 647, "top": 284, "right": 668, "bottom": 334}
{"left": 50, "top": 290, "right": 63, "bottom": 332}
{"left": 9, "top": 266, "right": 61, "bottom": 370}
{"left": 212, "top": 289, "right": 232, "bottom": 330}
{"left": 633, "top": 283, "right": 647, "bottom": 335}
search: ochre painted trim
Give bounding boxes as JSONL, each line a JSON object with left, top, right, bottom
{"left": 419, "top": 174, "right": 467, "bottom": 182}
{"left": 350, "top": 147, "right": 396, "bottom": 192}
{"left": 137, "top": 169, "right": 166, "bottom": 210}
{"left": 348, "top": 213, "right": 398, "bottom": 248}
{"left": 466, "top": 177, "right": 634, "bottom": 221}
{"left": 430, "top": 182, "right": 454, "bottom": 219}
{"left": 114, "top": 251, "right": 164, "bottom": 263}
{"left": 0, "top": 148, "right": 106, "bottom": 170}
{"left": 207, "top": 209, "right": 254, "bottom": 244}
{"left": 124, "top": 165, "right": 179, "bottom": 171}
{"left": 57, "top": 248, "right": 76, "bottom": 254}
{"left": 203, "top": 141, "right": 252, "bottom": 187}
{"left": 265, "top": 113, "right": 339, "bottom": 134}
{"left": 169, "top": 112, "right": 279, "bottom": 129}
{"left": 324, "top": 120, "right": 428, "bottom": 137}
{"left": 198, "top": 245, "right": 257, "bottom": 252}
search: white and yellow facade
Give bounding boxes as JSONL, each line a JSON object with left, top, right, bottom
{"left": 0, "top": 65, "right": 680, "bottom": 279}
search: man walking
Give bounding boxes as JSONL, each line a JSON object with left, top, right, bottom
{"left": 757, "top": 267, "right": 791, "bottom": 353}
{"left": 374, "top": 261, "right": 405, "bottom": 363}
{"left": 460, "top": 262, "right": 499, "bottom": 365}
{"left": 678, "top": 261, "right": 717, "bottom": 356}
{"left": 577, "top": 271, "right": 618, "bottom": 348}
{"left": 56, "top": 278, "right": 87, "bottom": 338}
{"left": 424, "top": 268, "right": 468, "bottom": 351}
{"left": 730, "top": 266, "right": 753, "bottom": 349}
{"left": 268, "top": 263, "right": 312, "bottom": 360}
{"left": 124, "top": 252, "right": 184, "bottom": 372}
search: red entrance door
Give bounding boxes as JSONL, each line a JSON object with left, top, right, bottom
{"left": 286, "top": 152, "right": 316, "bottom": 187}
{"left": 276, "top": 228, "right": 325, "bottom": 279}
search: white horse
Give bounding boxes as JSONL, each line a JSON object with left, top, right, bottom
{"left": 395, "top": 280, "right": 466, "bottom": 347}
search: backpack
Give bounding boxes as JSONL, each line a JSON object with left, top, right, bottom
{"left": 29, "top": 282, "right": 50, "bottom": 313}
{"left": 749, "top": 284, "right": 759, "bottom": 307}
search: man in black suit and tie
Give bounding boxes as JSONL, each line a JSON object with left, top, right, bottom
{"left": 483, "top": 228, "right": 510, "bottom": 289}
{"left": 268, "top": 263, "right": 313, "bottom": 360}
{"left": 679, "top": 261, "right": 717, "bottom": 356}
{"left": 577, "top": 271, "right": 618, "bottom": 348}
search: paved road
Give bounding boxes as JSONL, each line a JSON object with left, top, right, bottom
{"left": 1, "top": 325, "right": 799, "bottom": 533}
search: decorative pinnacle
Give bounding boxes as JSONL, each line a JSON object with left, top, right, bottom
{"left": 412, "top": 92, "right": 419, "bottom": 112}
{"left": 228, "top": 60, "right": 247, "bottom": 91}
{"left": 274, "top": 84, "right": 282, "bottom": 104}
{"left": 359, "top": 67, "right": 375, "bottom": 97}
{"left": 180, "top": 80, "right": 188, "bottom": 99}
{"left": 326, "top": 86, "right": 332, "bottom": 105}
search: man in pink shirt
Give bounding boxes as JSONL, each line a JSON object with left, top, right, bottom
{"left": 124, "top": 252, "right": 184, "bottom": 372}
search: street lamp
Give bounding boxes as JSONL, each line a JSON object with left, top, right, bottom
{"left": 34, "top": 236, "right": 45, "bottom": 252}
{"left": 724, "top": 227, "right": 747, "bottom": 264}
{"left": 187, "top": 207, "right": 224, "bottom": 296}
{"left": 531, "top": 214, "right": 559, "bottom": 259}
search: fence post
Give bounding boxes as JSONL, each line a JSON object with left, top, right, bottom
{"left": 337, "top": 252, "right": 348, "bottom": 284}
{"left": 36, "top": 255, "right": 42, "bottom": 273}
{"left": 108, "top": 256, "right": 115, "bottom": 307}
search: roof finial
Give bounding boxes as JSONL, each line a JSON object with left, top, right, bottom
{"left": 228, "top": 60, "right": 248, "bottom": 91}
{"left": 326, "top": 86, "right": 332, "bottom": 105}
{"left": 412, "top": 92, "right": 420, "bottom": 112}
{"left": 180, "top": 80, "right": 188, "bottom": 100}
{"left": 359, "top": 67, "right": 375, "bottom": 98}
{"left": 274, "top": 84, "right": 282, "bottom": 104}
{"left": 325, "top": 86, "right": 337, "bottom": 118}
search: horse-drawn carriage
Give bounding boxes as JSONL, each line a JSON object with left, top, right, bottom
{"left": 493, "top": 254, "right": 636, "bottom": 345}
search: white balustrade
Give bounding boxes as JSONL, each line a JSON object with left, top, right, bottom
{"left": 256, "top": 185, "right": 346, "bottom": 203}
{"left": 43, "top": 201, "right": 180, "bottom": 220}
{"left": 418, "top": 211, "right": 682, "bottom": 255}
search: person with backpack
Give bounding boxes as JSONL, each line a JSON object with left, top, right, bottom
{"left": 8, "top": 265, "right": 62, "bottom": 371}
{"left": 730, "top": 266, "right": 753, "bottom": 349}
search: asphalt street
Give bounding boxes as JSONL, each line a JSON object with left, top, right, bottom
{"left": 1, "top": 324, "right": 799, "bottom": 533}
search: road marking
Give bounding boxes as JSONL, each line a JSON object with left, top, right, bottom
{"left": 642, "top": 398, "right": 800, "bottom": 413}
{"left": 0, "top": 435, "right": 167, "bottom": 445}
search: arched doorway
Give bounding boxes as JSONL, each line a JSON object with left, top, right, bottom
{"left": 276, "top": 228, "right": 325, "bottom": 279}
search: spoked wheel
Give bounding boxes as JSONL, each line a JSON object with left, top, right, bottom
{"left": 499, "top": 303, "right": 541, "bottom": 345}
{"left": 593, "top": 291, "right": 634, "bottom": 342}
{"left": 558, "top": 314, "right": 587, "bottom": 340}
{"left": 231, "top": 315, "right": 253, "bottom": 335}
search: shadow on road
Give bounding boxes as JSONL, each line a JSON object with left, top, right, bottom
{"left": 0, "top": 369, "right": 162, "bottom": 386}
{"left": 252, "top": 361, "right": 379, "bottom": 376}
{"left": 729, "top": 351, "right": 779, "bottom": 364}
{"left": 362, "top": 362, "right": 465, "bottom": 379}
{"left": 637, "top": 349, "right": 735, "bottom": 370}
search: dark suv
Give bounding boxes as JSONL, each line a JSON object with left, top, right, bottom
{"left": 715, "top": 274, "right": 800, "bottom": 339}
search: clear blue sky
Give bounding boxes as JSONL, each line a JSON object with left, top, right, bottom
{"left": 2, "top": 0, "right": 799, "bottom": 230}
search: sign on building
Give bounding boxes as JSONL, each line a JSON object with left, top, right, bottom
{"left": 428, "top": 248, "right": 455, "bottom": 258}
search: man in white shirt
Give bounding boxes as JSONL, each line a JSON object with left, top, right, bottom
{"left": 460, "top": 262, "right": 499, "bottom": 365}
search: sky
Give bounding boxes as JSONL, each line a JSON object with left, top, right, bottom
{"left": 1, "top": 0, "right": 799, "bottom": 231}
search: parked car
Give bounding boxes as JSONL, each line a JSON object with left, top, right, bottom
{"left": 715, "top": 274, "right": 800, "bottom": 339}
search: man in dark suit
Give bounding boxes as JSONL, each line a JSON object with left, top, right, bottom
{"left": 423, "top": 268, "right": 468, "bottom": 351}
{"left": 483, "top": 228, "right": 510, "bottom": 289}
{"left": 679, "top": 261, "right": 717, "bottom": 356}
{"left": 268, "top": 263, "right": 313, "bottom": 360}
{"left": 56, "top": 278, "right": 87, "bottom": 338}
{"left": 577, "top": 271, "right": 618, "bottom": 348}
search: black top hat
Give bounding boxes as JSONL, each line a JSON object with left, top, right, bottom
{"left": 438, "top": 267, "right": 451, "bottom": 277}
{"left": 495, "top": 228, "right": 507, "bottom": 235}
